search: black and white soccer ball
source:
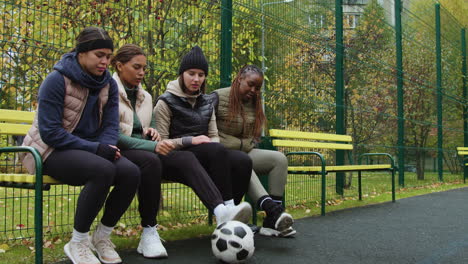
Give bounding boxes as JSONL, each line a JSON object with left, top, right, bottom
{"left": 211, "top": 220, "right": 255, "bottom": 263}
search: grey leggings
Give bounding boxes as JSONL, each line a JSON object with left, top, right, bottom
{"left": 247, "top": 148, "right": 288, "bottom": 202}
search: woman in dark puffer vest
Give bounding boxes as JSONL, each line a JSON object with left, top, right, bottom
{"left": 213, "top": 65, "right": 295, "bottom": 238}
{"left": 21, "top": 27, "right": 140, "bottom": 264}
{"left": 153, "top": 46, "right": 253, "bottom": 225}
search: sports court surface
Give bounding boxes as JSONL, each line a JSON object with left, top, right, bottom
{"left": 55, "top": 187, "right": 468, "bottom": 264}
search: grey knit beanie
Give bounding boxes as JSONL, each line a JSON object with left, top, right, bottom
{"left": 178, "top": 46, "right": 209, "bottom": 76}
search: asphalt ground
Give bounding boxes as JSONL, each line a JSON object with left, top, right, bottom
{"left": 55, "top": 187, "right": 468, "bottom": 264}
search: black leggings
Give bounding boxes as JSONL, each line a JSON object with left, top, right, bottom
{"left": 160, "top": 143, "right": 252, "bottom": 210}
{"left": 43, "top": 149, "right": 140, "bottom": 233}
{"left": 226, "top": 148, "right": 253, "bottom": 204}
{"left": 120, "top": 150, "right": 162, "bottom": 227}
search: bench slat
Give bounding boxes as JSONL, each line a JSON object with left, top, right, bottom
{"left": 288, "top": 164, "right": 392, "bottom": 172}
{"left": 0, "top": 123, "right": 31, "bottom": 135}
{"left": 0, "top": 109, "right": 35, "bottom": 123}
{"left": 273, "top": 139, "right": 353, "bottom": 150}
{"left": 0, "top": 174, "right": 61, "bottom": 184}
{"left": 270, "top": 129, "right": 352, "bottom": 142}
{"left": 458, "top": 151, "right": 468, "bottom": 155}
{"left": 457, "top": 147, "right": 468, "bottom": 151}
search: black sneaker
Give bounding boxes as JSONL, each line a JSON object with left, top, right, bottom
{"left": 259, "top": 226, "right": 297, "bottom": 238}
{"left": 263, "top": 212, "right": 294, "bottom": 232}
{"left": 259, "top": 212, "right": 294, "bottom": 237}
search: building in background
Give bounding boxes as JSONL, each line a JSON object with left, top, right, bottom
{"left": 343, "top": 0, "right": 406, "bottom": 28}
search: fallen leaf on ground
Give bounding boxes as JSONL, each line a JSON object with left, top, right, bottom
{"left": 0, "top": 244, "right": 9, "bottom": 251}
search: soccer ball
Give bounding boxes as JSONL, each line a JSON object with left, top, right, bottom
{"left": 211, "top": 220, "right": 255, "bottom": 263}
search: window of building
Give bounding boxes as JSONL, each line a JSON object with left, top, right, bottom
{"left": 344, "top": 14, "right": 361, "bottom": 29}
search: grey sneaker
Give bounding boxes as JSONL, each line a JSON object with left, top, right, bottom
{"left": 64, "top": 241, "right": 100, "bottom": 264}
{"left": 137, "top": 226, "right": 168, "bottom": 258}
{"left": 90, "top": 233, "right": 122, "bottom": 264}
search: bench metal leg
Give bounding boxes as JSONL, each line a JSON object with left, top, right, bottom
{"left": 208, "top": 210, "right": 213, "bottom": 226}
{"left": 245, "top": 194, "right": 257, "bottom": 225}
{"left": 34, "top": 183, "right": 43, "bottom": 264}
{"left": 464, "top": 166, "right": 467, "bottom": 184}
{"left": 392, "top": 169, "right": 396, "bottom": 202}
{"left": 358, "top": 171, "right": 362, "bottom": 201}
{"left": 321, "top": 170, "right": 326, "bottom": 216}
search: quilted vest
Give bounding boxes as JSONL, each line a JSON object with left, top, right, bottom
{"left": 215, "top": 87, "right": 256, "bottom": 152}
{"left": 158, "top": 92, "right": 214, "bottom": 138}
{"left": 114, "top": 73, "right": 153, "bottom": 136}
{"left": 21, "top": 75, "right": 109, "bottom": 174}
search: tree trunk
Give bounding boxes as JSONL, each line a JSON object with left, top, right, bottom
{"left": 344, "top": 172, "right": 353, "bottom": 189}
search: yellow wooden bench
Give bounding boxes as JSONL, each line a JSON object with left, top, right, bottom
{"left": 456, "top": 147, "right": 468, "bottom": 166}
{"left": 0, "top": 109, "right": 63, "bottom": 264}
{"left": 456, "top": 147, "right": 468, "bottom": 182}
{"left": 268, "top": 129, "right": 395, "bottom": 216}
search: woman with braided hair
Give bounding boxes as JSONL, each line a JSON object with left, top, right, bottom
{"left": 213, "top": 65, "right": 296, "bottom": 237}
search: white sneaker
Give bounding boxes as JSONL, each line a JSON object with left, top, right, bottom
{"left": 216, "top": 202, "right": 252, "bottom": 225}
{"left": 90, "top": 233, "right": 122, "bottom": 264}
{"left": 64, "top": 240, "right": 100, "bottom": 264}
{"left": 137, "top": 226, "right": 168, "bottom": 258}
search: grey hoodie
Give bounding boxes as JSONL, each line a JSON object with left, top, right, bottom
{"left": 153, "top": 79, "right": 219, "bottom": 149}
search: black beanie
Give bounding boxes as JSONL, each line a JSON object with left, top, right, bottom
{"left": 178, "top": 46, "right": 209, "bottom": 76}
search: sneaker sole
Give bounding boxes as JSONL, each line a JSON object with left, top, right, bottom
{"left": 259, "top": 227, "right": 296, "bottom": 238}
{"left": 95, "top": 252, "right": 122, "bottom": 264}
{"left": 231, "top": 203, "right": 252, "bottom": 224}
{"left": 275, "top": 213, "right": 294, "bottom": 232}
{"left": 90, "top": 243, "right": 122, "bottom": 264}
{"left": 64, "top": 243, "right": 100, "bottom": 264}
{"left": 137, "top": 244, "right": 168, "bottom": 259}
{"left": 280, "top": 227, "right": 297, "bottom": 237}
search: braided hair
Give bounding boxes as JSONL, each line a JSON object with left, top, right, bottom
{"left": 228, "top": 65, "right": 266, "bottom": 138}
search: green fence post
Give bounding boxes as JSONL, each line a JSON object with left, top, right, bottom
{"left": 435, "top": 3, "right": 443, "bottom": 182}
{"left": 214, "top": 0, "right": 233, "bottom": 226}
{"left": 146, "top": 0, "right": 155, "bottom": 97}
{"left": 395, "top": 0, "right": 405, "bottom": 187}
{"left": 462, "top": 28, "right": 467, "bottom": 182}
{"left": 335, "top": 0, "right": 345, "bottom": 195}
{"left": 220, "top": 0, "right": 233, "bottom": 88}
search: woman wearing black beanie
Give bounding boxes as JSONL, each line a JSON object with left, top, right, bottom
{"left": 154, "top": 46, "right": 253, "bottom": 226}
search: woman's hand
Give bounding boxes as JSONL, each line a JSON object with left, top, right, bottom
{"left": 192, "top": 135, "right": 211, "bottom": 145}
{"left": 97, "top": 144, "right": 120, "bottom": 161}
{"left": 155, "top": 139, "right": 175, "bottom": 155}
{"left": 144, "top": 127, "right": 161, "bottom": 141}
{"left": 109, "top": 145, "right": 121, "bottom": 160}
